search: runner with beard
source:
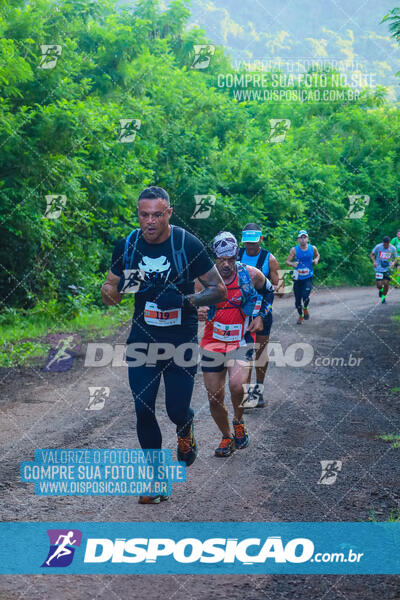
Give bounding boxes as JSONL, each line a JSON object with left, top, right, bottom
{"left": 197, "top": 232, "right": 274, "bottom": 457}
{"left": 101, "top": 186, "right": 226, "bottom": 503}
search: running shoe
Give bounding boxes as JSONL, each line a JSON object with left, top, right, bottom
{"left": 303, "top": 308, "right": 310, "bottom": 320}
{"left": 297, "top": 314, "right": 303, "bottom": 325}
{"left": 177, "top": 422, "right": 198, "bottom": 466}
{"left": 233, "top": 419, "right": 249, "bottom": 449}
{"left": 381, "top": 295, "right": 387, "bottom": 304}
{"left": 138, "top": 495, "right": 169, "bottom": 504}
{"left": 215, "top": 436, "right": 235, "bottom": 457}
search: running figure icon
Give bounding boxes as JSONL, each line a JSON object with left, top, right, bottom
{"left": 45, "top": 531, "right": 77, "bottom": 566}
{"left": 43, "top": 334, "right": 76, "bottom": 372}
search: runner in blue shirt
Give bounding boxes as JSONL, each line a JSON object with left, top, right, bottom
{"left": 286, "top": 230, "right": 320, "bottom": 324}
{"left": 237, "top": 223, "right": 283, "bottom": 408}
{"left": 390, "top": 229, "right": 400, "bottom": 288}
{"left": 370, "top": 236, "right": 398, "bottom": 303}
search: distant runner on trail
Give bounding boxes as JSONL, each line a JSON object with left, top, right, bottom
{"left": 370, "top": 236, "right": 398, "bottom": 303}
{"left": 101, "top": 186, "right": 226, "bottom": 504}
{"left": 390, "top": 228, "right": 400, "bottom": 254}
{"left": 237, "top": 223, "right": 283, "bottom": 408}
{"left": 286, "top": 230, "right": 320, "bottom": 324}
{"left": 390, "top": 229, "right": 400, "bottom": 288}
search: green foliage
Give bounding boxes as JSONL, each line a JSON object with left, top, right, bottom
{"left": 1, "top": 0, "right": 400, "bottom": 336}
{"left": 0, "top": 296, "right": 135, "bottom": 366}
{"left": 0, "top": 340, "right": 50, "bottom": 368}
{"left": 382, "top": 8, "right": 400, "bottom": 41}
{"left": 368, "top": 507, "right": 400, "bottom": 521}
{"left": 190, "top": 0, "right": 400, "bottom": 99}
{"left": 377, "top": 433, "right": 400, "bottom": 449}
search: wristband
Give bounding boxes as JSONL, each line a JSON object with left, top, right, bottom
{"left": 257, "top": 302, "right": 272, "bottom": 319}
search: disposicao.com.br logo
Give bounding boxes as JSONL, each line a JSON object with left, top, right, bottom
{"left": 3, "top": 522, "right": 397, "bottom": 575}
{"left": 83, "top": 536, "right": 362, "bottom": 565}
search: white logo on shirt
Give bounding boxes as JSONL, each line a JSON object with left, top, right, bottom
{"left": 138, "top": 255, "right": 172, "bottom": 283}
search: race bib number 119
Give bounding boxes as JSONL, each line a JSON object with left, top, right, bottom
{"left": 144, "top": 302, "right": 182, "bottom": 326}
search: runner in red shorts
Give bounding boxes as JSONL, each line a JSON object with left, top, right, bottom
{"left": 196, "top": 232, "right": 274, "bottom": 457}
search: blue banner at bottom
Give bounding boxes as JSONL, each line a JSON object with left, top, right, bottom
{"left": 0, "top": 522, "right": 399, "bottom": 574}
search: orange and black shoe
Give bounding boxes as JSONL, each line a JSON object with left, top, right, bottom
{"left": 138, "top": 495, "right": 169, "bottom": 505}
{"left": 297, "top": 313, "right": 303, "bottom": 325}
{"left": 215, "top": 436, "right": 235, "bottom": 457}
{"left": 303, "top": 308, "right": 310, "bottom": 320}
{"left": 233, "top": 419, "right": 249, "bottom": 450}
{"left": 177, "top": 422, "right": 198, "bottom": 466}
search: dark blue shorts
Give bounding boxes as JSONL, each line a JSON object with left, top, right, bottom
{"left": 376, "top": 272, "right": 390, "bottom": 281}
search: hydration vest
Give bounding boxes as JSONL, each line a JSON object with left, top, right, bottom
{"left": 207, "top": 262, "right": 258, "bottom": 321}
{"left": 238, "top": 247, "right": 270, "bottom": 275}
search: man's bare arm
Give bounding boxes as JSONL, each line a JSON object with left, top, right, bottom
{"left": 268, "top": 254, "right": 284, "bottom": 295}
{"left": 312, "top": 245, "right": 320, "bottom": 264}
{"left": 286, "top": 247, "right": 298, "bottom": 267}
{"left": 186, "top": 265, "right": 227, "bottom": 307}
{"left": 268, "top": 255, "right": 280, "bottom": 287}
{"left": 101, "top": 270, "right": 122, "bottom": 306}
{"left": 194, "top": 278, "right": 204, "bottom": 294}
{"left": 194, "top": 278, "right": 208, "bottom": 321}
{"left": 246, "top": 265, "right": 266, "bottom": 290}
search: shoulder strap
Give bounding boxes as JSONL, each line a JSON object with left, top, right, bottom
{"left": 255, "top": 249, "right": 269, "bottom": 271}
{"left": 237, "top": 262, "right": 255, "bottom": 291}
{"left": 171, "top": 225, "right": 189, "bottom": 281}
{"left": 123, "top": 229, "right": 140, "bottom": 270}
{"left": 237, "top": 262, "right": 258, "bottom": 316}
{"left": 238, "top": 247, "right": 245, "bottom": 261}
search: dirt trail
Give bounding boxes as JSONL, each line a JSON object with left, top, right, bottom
{"left": 1, "top": 286, "right": 400, "bottom": 599}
